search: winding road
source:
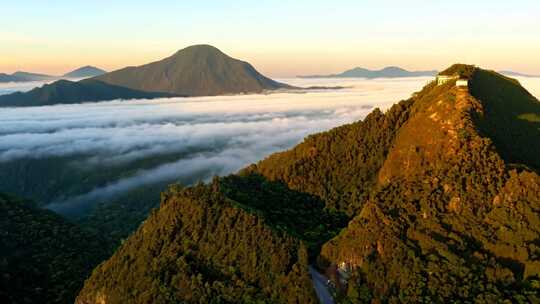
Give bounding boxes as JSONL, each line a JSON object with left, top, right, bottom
{"left": 309, "top": 266, "right": 335, "bottom": 304}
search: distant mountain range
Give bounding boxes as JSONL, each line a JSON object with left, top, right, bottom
{"left": 299, "top": 66, "right": 438, "bottom": 79}
{"left": 499, "top": 70, "right": 540, "bottom": 78}
{"left": 0, "top": 71, "right": 56, "bottom": 82}
{"left": 0, "top": 45, "right": 292, "bottom": 106}
{"left": 94, "top": 44, "right": 291, "bottom": 96}
{"left": 0, "top": 66, "right": 107, "bottom": 83}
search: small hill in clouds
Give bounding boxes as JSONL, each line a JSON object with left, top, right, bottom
{"left": 75, "top": 65, "right": 540, "bottom": 303}
{"left": 11, "top": 71, "right": 57, "bottom": 81}
{"left": 0, "top": 79, "right": 177, "bottom": 107}
{"left": 299, "top": 66, "right": 437, "bottom": 79}
{"left": 94, "top": 44, "right": 292, "bottom": 96}
{"left": 0, "top": 73, "right": 24, "bottom": 82}
{"left": 63, "top": 66, "right": 107, "bottom": 78}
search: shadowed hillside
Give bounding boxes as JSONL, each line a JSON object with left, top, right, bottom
{"left": 0, "top": 79, "right": 176, "bottom": 107}
{"left": 0, "top": 193, "right": 110, "bottom": 304}
{"left": 470, "top": 69, "right": 540, "bottom": 171}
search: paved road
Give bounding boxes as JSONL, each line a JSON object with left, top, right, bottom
{"left": 309, "top": 266, "right": 335, "bottom": 304}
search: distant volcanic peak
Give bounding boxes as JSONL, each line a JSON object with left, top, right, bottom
{"left": 500, "top": 70, "right": 540, "bottom": 78}
{"left": 94, "top": 44, "right": 290, "bottom": 96}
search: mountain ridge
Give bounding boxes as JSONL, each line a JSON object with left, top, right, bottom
{"left": 500, "top": 70, "right": 540, "bottom": 78}
{"left": 0, "top": 71, "right": 57, "bottom": 82}
{"left": 0, "top": 79, "right": 177, "bottom": 107}
{"left": 299, "top": 66, "right": 437, "bottom": 79}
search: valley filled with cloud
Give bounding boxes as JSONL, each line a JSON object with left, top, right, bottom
{"left": 2, "top": 76, "right": 539, "bottom": 214}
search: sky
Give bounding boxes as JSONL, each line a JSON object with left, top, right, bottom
{"left": 1, "top": 0, "right": 539, "bottom": 77}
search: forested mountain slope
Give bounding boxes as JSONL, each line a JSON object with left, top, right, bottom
{"left": 76, "top": 181, "right": 320, "bottom": 304}
{"left": 0, "top": 193, "right": 110, "bottom": 304}
{"left": 318, "top": 65, "right": 540, "bottom": 302}
{"left": 245, "top": 64, "right": 540, "bottom": 302}
{"left": 76, "top": 65, "right": 540, "bottom": 303}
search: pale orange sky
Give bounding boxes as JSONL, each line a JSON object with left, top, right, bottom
{"left": 1, "top": 1, "right": 539, "bottom": 77}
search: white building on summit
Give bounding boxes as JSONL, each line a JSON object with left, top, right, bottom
{"left": 436, "top": 74, "right": 468, "bottom": 88}
{"left": 436, "top": 75, "right": 459, "bottom": 85}
{"left": 456, "top": 79, "right": 469, "bottom": 87}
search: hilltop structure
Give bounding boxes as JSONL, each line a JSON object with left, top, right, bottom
{"left": 436, "top": 74, "right": 458, "bottom": 85}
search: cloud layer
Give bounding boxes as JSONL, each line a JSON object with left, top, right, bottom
{"left": 0, "top": 77, "right": 455, "bottom": 212}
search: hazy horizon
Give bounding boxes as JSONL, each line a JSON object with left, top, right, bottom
{"left": 1, "top": 1, "right": 539, "bottom": 77}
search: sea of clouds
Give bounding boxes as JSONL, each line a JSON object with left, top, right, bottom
{"left": 1, "top": 75, "right": 539, "bottom": 213}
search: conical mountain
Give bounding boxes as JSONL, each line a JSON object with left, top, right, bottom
{"left": 77, "top": 65, "right": 540, "bottom": 303}
{"left": 63, "top": 66, "right": 107, "bottom": 78}
{"left": 94, "top": 45, "right": 290, "bottom": 96}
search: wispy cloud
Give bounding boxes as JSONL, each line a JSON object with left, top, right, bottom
{"left": 0, "top": 77, "right": 432, "bottom": 213}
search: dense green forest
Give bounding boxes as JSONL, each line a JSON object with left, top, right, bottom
{"left": 244, "top": 65, "right": 540, "bottom": 302}
{"left": 76, "top": 181, "right": 317, "bottom": 304}
{"left": 220, "top": 173, "right": 348, "bottom": 257}
{"left": 0, "top": 193, "right": 110, "bottom": 304}
{"left": 248, "top": 98, "right": 414, "bottom": 215}
{"left": 76, "top": 183, "right": 166, "bottom": 247}
{"left": 3, "top": 64, "right": 540, "bottom": 303}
